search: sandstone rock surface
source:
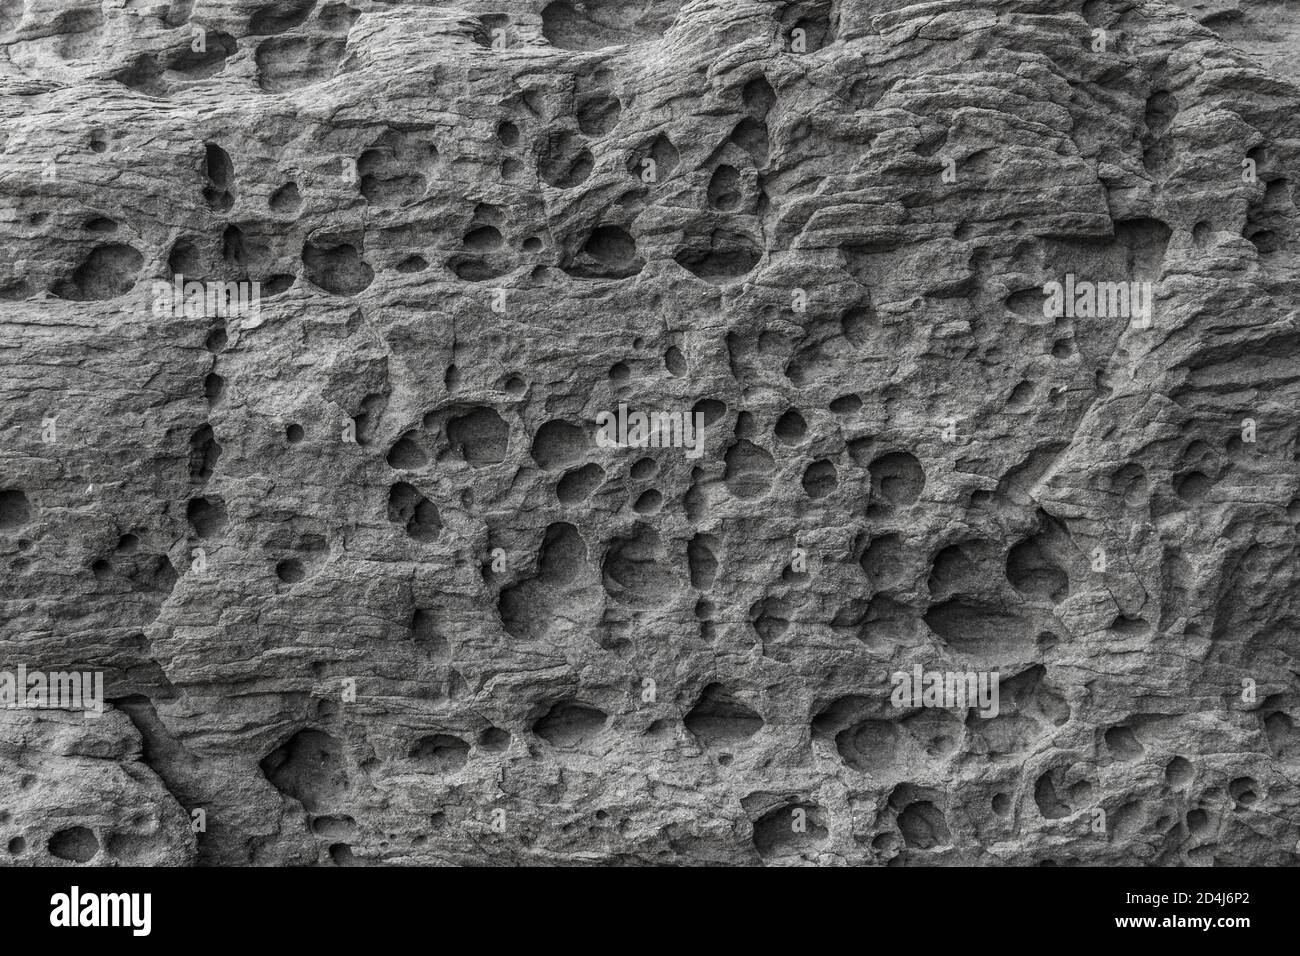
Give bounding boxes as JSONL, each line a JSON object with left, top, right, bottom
{"left": 1, "top": 0, "right": 1299, "bottom": 865}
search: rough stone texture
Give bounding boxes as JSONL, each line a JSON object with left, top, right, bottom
{"left": 0, "top": 709, "right": 195, "bottom": 865}
{"left": 1, "top": 0, "right": 1299, "bottom": 866}
{"left": 1172, "top": 0, "right": 1300, "bottom": 84}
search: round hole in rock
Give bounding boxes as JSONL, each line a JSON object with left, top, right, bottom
{"left": 533, "top": 701, "right": 608, "bottom": 747}
{"left": 609, "top": 362, "right": 630, "bottom": 382}
{"left": 504, "top": 375, "right": 526, "bottom": 395}
{"left": 384, "top": 434, "right": 426, "bottom": 470}
{"left": 631, "top": 457, "right": 658, "bottom": 480}
{"left": 464, "top": 225, "right": 503, "bottom": 251}
{"left": 538, "top": 129, "right": 593, "bottom": 188}
{"left": 868, "top": 450, "right": 925, "bottom": 508}
{"left": 310, "top": 815, "right": 358, "bottom": 841}
{"left": 633, "top": 489, "right": 662, "bottom": 514}
{"left": 286, "top": 423, "right": 305, "bottom": 443}
{"left": 446, "top": 406, "right": 509, "bottom": 466}
{"left": 775, "top": 408, "right": 806, "bottom": 443}
{"left": 91, "top": 559, "right": 111, "bottom": 580}
{"left": 829, "top": 394, "right": 862, "bottom": 414}
{"left": 187, "top": 496, "right": 227, "bottom": 539}
{"left": 531, "top": 420, "right": 588, "bottom": 470}
{"left": 329, "top": 844, "right": 356, "bottom": 866}
{"left": 584, "top": 225, "right": 636, "bottom": 263}
{"left": 205, "top": 372, "right": 225, "bottom": 405}
{"left": 269, "top": 182, "right": 301, "bottom": 214}
{"left": 707, "top": 164, "right": 741, "bottom": 210}
{"left": 1006, "top": 535, "right": 1068, "bottom": 603}
{"left": 115, "top": 533, "right": 139, "bottom": 554}
{"left": 1229, "top": 776, "right": 1258, "bottom": 807}
{"left": 7, "top": 836, "right": 24, "bottom": 855}
{"left": 497, "top": 120, "right": 519, "bottom": 146}
{"left": 409, "top": 733, "right": 469, "bottom": 772}
{"left": 1174, "top": 470, "right": 1210, "bottom": 502}
{"left": 734, "top": 411, "right": 757, "bottom": 438}
{"left": 387, "top": 482, "right": 441, "bottom": 540}
{"left": 48, "top": 826, "right": 99, "bottom": 862}
{"left": 276, "top": 558, "right": 305, "bottom": 583}
{"left": 693, "top": 399, "right": 726, "bottom": 427}
{"left": 263, "top": 274, "right": 296, "bottom": 296}
{"left": 802, "top": 459, "right": 837, "bottom": 498}
{"left": 302, "top": 237, "right": 373, "bottom": 295}
{"left": 53, "top": 243, "right": 144, "bottom": 301}
{"left": 694, "top": 538, "right": 727, "bottom": 591}
{"left": 664, "top": 345, "right": 687, "bottom": 376}
{"left": 556, "top": 463, "right": 604, "bottom": 503}
{"left": 205, "top": 326, "right": 227, "bottom": 353}
{"left": 872, "top": 832, "right": 899, "bottom": 852}
{"left": 501, "top": 158, "right": 521, "bottom": 178}
{"left": 523, "top": 236, "right": 543, "bottom": 252}
{"left": 1164, "top": 756, "right": 1193, "bottom": 787}
{"left": 1007, "top": 380, "right": 1034, "bottom": 409}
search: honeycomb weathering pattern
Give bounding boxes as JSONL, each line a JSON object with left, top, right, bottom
{"left": 0, "top": 0, "right": 1299, "bottom": 867}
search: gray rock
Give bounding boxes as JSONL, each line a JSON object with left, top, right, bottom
{"left": 0, "top": 0, "right": 1298, "bottom": 866}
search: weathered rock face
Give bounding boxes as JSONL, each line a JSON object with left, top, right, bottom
{"left": 1, "top": 0, "right": 1298, "bottom": 867}
{"left": 1171, "top": 0, "right": 1300, "bottom": 85}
